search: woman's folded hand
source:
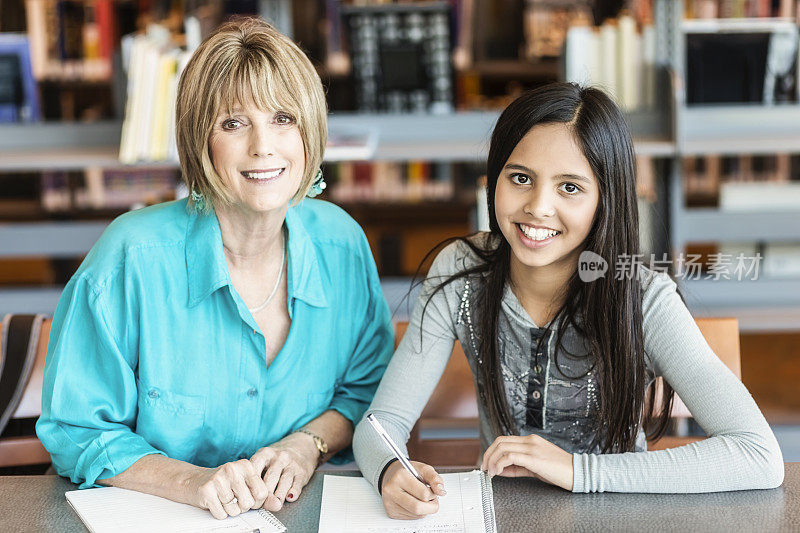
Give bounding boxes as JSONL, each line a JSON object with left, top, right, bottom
{"left": 250, "top": 433, "right": 318, "bottom": 511}
{"left": 184, "top": 460, "right": 269, "bottom": 520}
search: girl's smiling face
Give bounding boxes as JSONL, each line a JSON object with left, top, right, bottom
{"left": 208, "top": 99, "right": 306, "bottom": 215}
{"left": 494, "top": 122, "right": 600, "bottom": 277}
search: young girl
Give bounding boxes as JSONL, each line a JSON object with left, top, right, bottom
{"left": 352, "top": 83, "right": 784, "bottom": 519}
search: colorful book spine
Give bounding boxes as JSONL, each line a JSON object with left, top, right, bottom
{"left": 0, "top": 34, "right": 41, "bottom": 122}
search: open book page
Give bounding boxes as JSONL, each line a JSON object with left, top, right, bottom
{"left": 65, "top": 487, "right": 285, "bottom": 533}
{"left": 319, "top": 470, "right": 493, "bottom": 533}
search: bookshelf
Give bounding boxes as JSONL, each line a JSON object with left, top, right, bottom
{"left": 3, "top": 0, "right": 799, "bottom": 333}
{"left": 0, "top": 113, "right": 675, "bottom": 171}
{"left": 0, "top": 0, "right": 673, "bottom": 319}
{"left": 676, "top": 209, "right": 800, "bottom": 244}
{"left": 0, "top": 111, "right": 672, "bottom": 318}
{"left": 0, "top": 221, "right": 108, "bottom": 258}
{"left": 665, "top": 0, "right": 800, "bottom": 330}
{"left": 676, "top": 105, "right": 800, "bottom": 155}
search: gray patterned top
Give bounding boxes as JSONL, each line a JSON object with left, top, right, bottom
{"left": 353, "top": 237, "right": 785, "bottom": 493}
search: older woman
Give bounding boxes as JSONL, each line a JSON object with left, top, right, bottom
{"left": 36, "top": 18, "right": 393, "bottom": 519}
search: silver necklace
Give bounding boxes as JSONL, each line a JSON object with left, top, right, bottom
{"left": 247, "top": 244, "right": 286, "bottom": 314}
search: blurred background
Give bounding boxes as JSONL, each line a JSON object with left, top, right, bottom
{"left": 1, "top": 0, "right": 799, "bottom": 467}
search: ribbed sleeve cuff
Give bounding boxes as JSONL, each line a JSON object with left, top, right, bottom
{"left": 353, "top": 419, "right": 406, "bottom": 493}
{"left": 572, "top": 453, "right": 587, "bottom": 493}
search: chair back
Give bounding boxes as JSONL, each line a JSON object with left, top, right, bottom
{"left": 395, "top": 316, "right": 742, "bottom": 461}
{"left": 694, "top": 317, "right": 741, "bottom": 378}
{"left": 394, "top": 322, "right": 478, "bottom": 421}
{"left": 395, "top": 322, "right": 479, "bottom": 466}
{"left": 0, "top": 315, "right": 51, "bottom": 467}
{"left": 666, "top": 317, "right": 740, "bottom": 420}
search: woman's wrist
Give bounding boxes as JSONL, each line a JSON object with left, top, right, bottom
{"left": 176, "top": 463, "right": 210, "bottom": 504}
{"left": 275, "top": 431, "right": 319, "bottom": 467}
{"left": 294, "top": 428, "right": 328, "bottom": 465}
{"left": 100, "top": 454, "right": 203, "bottom": 507}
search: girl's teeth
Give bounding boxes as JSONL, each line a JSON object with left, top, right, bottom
{"left": 521, "top": 225, "right": 559, "bottom": 241}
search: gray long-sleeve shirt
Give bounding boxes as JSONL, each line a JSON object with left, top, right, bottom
{"left": 353, "top": 238, "right": 784, "bottom": 493}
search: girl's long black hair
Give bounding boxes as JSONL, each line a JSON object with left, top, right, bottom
{"left": 420, "top": 82, "right": 674, "bottom": 453}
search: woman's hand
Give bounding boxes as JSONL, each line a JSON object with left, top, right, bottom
{"left": 380, "top": 460, "right": 447, "bottom": 520}
{"left": 481, "top": 434, "right": 574, "bottom": 491}
{"left": 250, "top": 432, "right": 318, "bottom": 512}
{"left": 183, "top": 460, "right": 269, "bottom": 520}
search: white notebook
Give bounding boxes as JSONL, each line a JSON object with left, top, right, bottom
{"left": 318, "top": 470, "right": 496, "bottom": 533}
{"left": 65, "top": 487, "right": 286, "bottom": 533}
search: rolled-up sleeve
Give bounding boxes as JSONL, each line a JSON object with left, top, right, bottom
{"left": 36, "top": 274, "right": 165, "bottom": 488}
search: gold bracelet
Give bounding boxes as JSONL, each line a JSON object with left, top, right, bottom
{"left": 295, "top": 428, "right": 328, "bottom": 463}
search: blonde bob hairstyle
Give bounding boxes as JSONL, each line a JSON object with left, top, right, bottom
{"left": 176, "top": 17, "right": 327, "bottom": 211}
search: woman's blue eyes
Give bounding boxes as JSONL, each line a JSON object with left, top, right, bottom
{"left": 509, "top": 173, "right": 581, "bottom": 194}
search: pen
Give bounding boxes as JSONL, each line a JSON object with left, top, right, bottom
{"left": 366, "top": 413, "right": 431, "bottom": 489}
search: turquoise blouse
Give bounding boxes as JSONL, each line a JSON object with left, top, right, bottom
{"left": 36, "top": 198, "right": 394, "bottom": 488}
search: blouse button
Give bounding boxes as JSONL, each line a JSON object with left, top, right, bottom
{"left": 532, "top": 390, "right": 541, "bottom": 400}
{"left": 247, "top": 388, "right": 258, "bottom": 398}
{"left": 148, "top": 389, "right": 159, "bottom": 399}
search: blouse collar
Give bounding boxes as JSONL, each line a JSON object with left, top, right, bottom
{"left": 185, "top": 201, "right": 329, "bottom": 309}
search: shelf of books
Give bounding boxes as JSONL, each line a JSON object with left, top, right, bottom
{"left": 0, "top": 114, "right": 675, "bottom": 172}
{"left": 664, "top": 0, "right": 800, "bottom": 330}
{"left": 680, "top": 279, "right": 800, "bottom": 333}
{"left": 676, "top": 105, "right": 800, "bottom": 156}
{"left": 671, "top": 0, "right": 800, "bottom": 156}
{"left": 0, "top": 221, "right": 109, "bottom": 258}
{"left": 670, "top": 148, "right": 800, "bottom": 330}
{"left": 670, "top": 161, "right": 800, "bottom": 331}
{"left": 5, "top": 0, "right": 800, "bottom": 331}
{"left": 0, "top": 0, "right": 684, "bottom": 317}
{"left": 678, "top": 209, "right": 800, "bottom": 244}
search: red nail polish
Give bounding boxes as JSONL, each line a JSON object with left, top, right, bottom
{"left": 288, "top": 493, "right": 294, "bottom": 500}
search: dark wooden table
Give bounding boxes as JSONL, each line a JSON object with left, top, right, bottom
{"left": 1, "top": 463, "right": 798, "bottom": 532}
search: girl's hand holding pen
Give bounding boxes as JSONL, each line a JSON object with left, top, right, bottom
{"left": 380, "top": 460, "right": 447, "bottom": 520}
{"left": 481, "top": 434, "right": 574, "bottom": 491}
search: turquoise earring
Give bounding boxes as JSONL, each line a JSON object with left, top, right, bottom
{"left": 190, "top": 187, "right": 206, "bottom": 211}
{"left": 307, "top": 169, "right": 327, "bottom": 198}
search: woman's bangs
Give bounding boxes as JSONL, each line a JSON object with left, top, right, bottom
{"left": 218, "top": 56, "right": 302, "bottom": 122}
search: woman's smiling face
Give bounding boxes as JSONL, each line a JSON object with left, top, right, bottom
{"left": 494, "top": 122, "right": 600, "bottom": 276}
{"left": 208, "top": 98, "right": 305, "bottom": 215}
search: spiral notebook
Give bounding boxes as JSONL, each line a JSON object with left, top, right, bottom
{"left": 65, "top": 487, "right": 286, "bottom": 533}
{"left": 318, "top": 470, "right": 496, "bottom": 533}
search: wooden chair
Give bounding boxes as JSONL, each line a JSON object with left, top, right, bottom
{"left": 0, "top": 317, "right": 51, "bottom": 468}
{"left": 394, "top": 322, "right": 480, "bottom": 467}
{"left": 0, "top": 317, "right": 739, "bottom": 468}
{"left": 648, "top": 317, "right": 741, "bottom": 450}
{"left": 395, "top": 317, "right": 741, "bottom": 464}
